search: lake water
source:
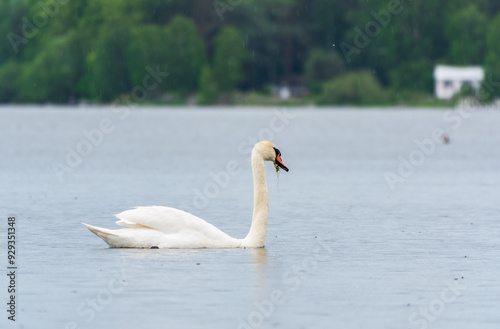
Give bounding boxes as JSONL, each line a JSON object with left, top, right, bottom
{"left": 1, "top": 105, "right": 499, "bottom": 329}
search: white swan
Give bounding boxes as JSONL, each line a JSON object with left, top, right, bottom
{"left": 83, "top": 141, "right": 289, "bottom": 248}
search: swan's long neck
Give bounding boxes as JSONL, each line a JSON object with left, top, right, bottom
{"left": 243, "top": 150, "right": 269, "bottom": 247}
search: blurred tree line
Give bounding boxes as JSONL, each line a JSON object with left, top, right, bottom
{"left": 1, "top": 0, "right": 500, "bottom": 104}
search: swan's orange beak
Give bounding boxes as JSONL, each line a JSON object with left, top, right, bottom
{"left": 275, "top": 153, "right": 289, "bottom": 172}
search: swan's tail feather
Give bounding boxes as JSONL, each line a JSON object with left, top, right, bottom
{"left": 82, "top": 223, "right": 119, "bottom": 246}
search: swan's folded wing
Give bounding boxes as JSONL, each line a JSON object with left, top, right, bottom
{"left": 114, "top": 206, "right": 233, "bottom": 240}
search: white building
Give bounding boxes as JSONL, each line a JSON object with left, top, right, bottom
{"left": 433, "top": 65, "right": 484, "bottom": 100}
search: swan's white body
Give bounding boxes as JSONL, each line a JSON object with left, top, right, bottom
{"left": 83, "top": 206, "right": 242, "bottom": 248}
{"left": 83, "top": 141, "right": 288, "bottom": 249}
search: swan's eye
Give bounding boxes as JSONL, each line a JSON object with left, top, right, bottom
{"left": 273, "top": 147, "right": 281, "bottom": 157}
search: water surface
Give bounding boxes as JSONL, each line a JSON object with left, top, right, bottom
{"left": 1, "top": 106, "right": 499, "bottom": 329}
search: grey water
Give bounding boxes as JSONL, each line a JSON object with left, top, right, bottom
{"left": 1, "top": 106, "right": 499, "bottom": 329}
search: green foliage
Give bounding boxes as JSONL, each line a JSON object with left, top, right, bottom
{"left": 197, "top": 65, "right": 218, "bottom": 105}
{"left": 127, "top": 25, "right": 171, "bottom": 90}
{"left": 453, "top": 84, "right": 477, "bottom": 103}
{"left": 0, "top": 61, "right": 21, "bottom": 102}
{"left": 355, "top": 1, "right": 456, "bottom": 90}
{"left": 390, "top": 89, "right": 449, "bottom": 107}
{"left": 447, "top": 0, "right": 489, "bottom": 15}
{"left": 0, "top": 0, "right": 498, "bottom": 104}
{"left": 213, "top": 26, "right": 245, "bottom": 92}
{"left": 389, "top": 60, "right": 434, "bottom": 92}
{"left": 0, "top": 1, "right": 26, "bottom": 64}
{"left": 20, "top": 0, "right": 89, "bottom": 62}
{"left": 17, "top": 32, "right": 82, "bottom": 103}
{"left": 320, "top": 71, "right": 387, "bottom": 105}
{"left": 483, "top": 13, "right": 500, "bottom": 100}
{"left": 446, "top": 4, "right": 488, "bottom": 65}
{"left": 77, "top": 52, "right": 99, "bottom": 100}
{"left": 489, "top": 1, "right": 500, "bottom": 16}
{"left": 165, "top": 15, "right": 205, "bottom": 93}
{"left": 81, "top": 25, "right": 131, "bottom": 101}
{"left": 305, "top": 48, "right": 345, "bottom": 93}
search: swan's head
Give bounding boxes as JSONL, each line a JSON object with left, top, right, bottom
{"left": 254, "top": 141, "right": 289, "bottom": 172}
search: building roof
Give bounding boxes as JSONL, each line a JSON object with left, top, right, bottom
{"left": 434, "top": 65, "right": 484, "bottom": 81}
